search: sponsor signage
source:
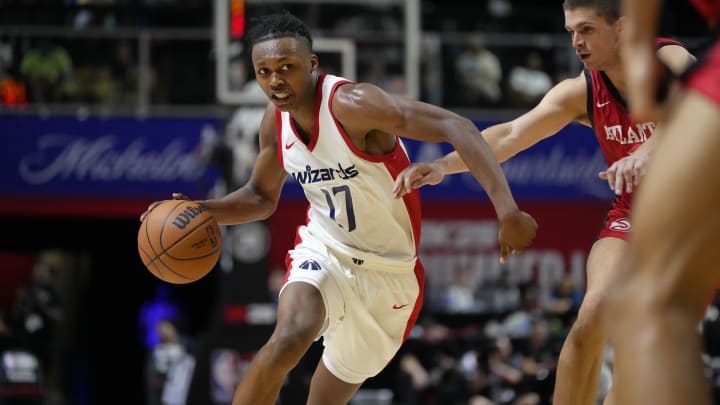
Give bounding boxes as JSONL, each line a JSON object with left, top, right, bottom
{"left": 1, "top": 115, "right": 222, "bottom": 216}
{"left": 1, "top": 116, "right": 614, "bottom": 216}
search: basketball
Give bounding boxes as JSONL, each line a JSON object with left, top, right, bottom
{"left": 138, "top": 199, "right": 222, "bottom": 284}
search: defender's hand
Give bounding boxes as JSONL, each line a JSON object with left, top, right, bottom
{"left": 393, "top": 162, "right": 446, "bottom": 198}
{"left": 598, "top": 150, "right": 650, "bottom": 195}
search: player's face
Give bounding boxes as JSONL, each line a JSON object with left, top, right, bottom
{"left": 564, "top": 7, "right": 622, "bottom": 71}
{"left": 251, "top": 37, "right": 319, "bottom": 112}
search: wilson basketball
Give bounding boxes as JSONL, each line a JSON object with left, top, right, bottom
{"left": 138, "top": 200, "right": 222, "bottom": 284}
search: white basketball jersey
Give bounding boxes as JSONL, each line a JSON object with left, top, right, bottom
{"left": 277, "top": 74, "right": 421, "bottom": 272}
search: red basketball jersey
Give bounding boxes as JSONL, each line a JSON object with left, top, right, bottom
{"left": 584, "top": 38, "right": 686, "bottom": 208}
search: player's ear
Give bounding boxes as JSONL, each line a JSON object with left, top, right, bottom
{"left": 310, "top": 54, "right": 319, "bottom": 73}
{"left": 615, "top": 15, "right": 625, "bottom": 34}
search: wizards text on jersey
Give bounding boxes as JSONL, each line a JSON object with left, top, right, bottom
{"left": 603, "top": 121, "right": 655, "bottom": 145}
{"left": 292, "top": 163, "right": 359, "bottom": 184}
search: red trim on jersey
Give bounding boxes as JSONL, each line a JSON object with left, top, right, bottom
{"left": 287, "top": 74, "right": 327, "bottom": 152}
{"left": 380, "top": 141, "right": 422, "bottom": 252}
{"left": 283, "top": 205, "right": 313, "bottom": 285}
{"left": 402, "top": 260, "right": 425, "bottom": 343}
{"left": 327, "top": 80, "right": 407, "bottom": 164}
{"left": 655, "top": 37, "right": 685, "bottom": 49}
{"left": 283, "top": 227, "right": 301, "bottom": 285}
{"left": 275, "top": 108, "right": 284, "bottom": 169}
{"left": 686, "top": 40, "right": 720, "bottom": 107}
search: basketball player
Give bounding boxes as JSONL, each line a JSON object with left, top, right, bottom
{"left": 392, "top": 1, "right": 695, "bottom": 404}
{"left": 141, "top": 11, "right": 538, "bottom": 405}
{"left": 606, "top": 0, "right": 720, "bottom": 404}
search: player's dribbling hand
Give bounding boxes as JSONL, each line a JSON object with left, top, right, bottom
{"left": 392, "top": 162, "right": 446, "bottom": 198}
{"left": 139, "top": 193, "right": 191, "bottom": 222}
{"left": 497, "top": 210, "right": 538, "bottom": 264}
{"left": 598, "top": 149, "right": 650, "bottom": 195}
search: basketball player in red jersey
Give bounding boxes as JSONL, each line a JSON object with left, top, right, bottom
{"left": 607, "top": 0, "right": 720, "bottom": 404}
{"left": 393, "top": 1, "right": 695, "bottom": 404}
{"left": 141, "top": 11, "right": 537, "bottom": 405}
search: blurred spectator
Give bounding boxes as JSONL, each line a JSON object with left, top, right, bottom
{"left": 430, "top": 344, "right": 470, "bottom": 404}
{"left": 109, "top": 40, "right": 139, "bottom": 105}
{"left": 491, "top": 270, "right": 522, "bottom": 314}
{"left": 20, "top": 40, "right": 73, "bottom": 103}
{"left": 138, "top": 283, "right": 183, "bottom": 350}
{"left": 8, "top": 259, "right": 64, "bottom": 377}
{"left": 516, "top": 320, "right": 557, "bottom": 402}
{"left": 2, "top": 253, "right": 68, "bottom": 405}
{"left": 501, "top": 285, "right": 541, "bottom": 338}
{"left": 454, "top": 36, "right": 503, "bottom": 106}
{"left": 64, "top": 65, "right": 114, "bottom": 104}
{"left": 138, "top": 284, "right": 194, "bottom": 405}
{"left": 0, "top": 36, "right": 14, "bottom": 75}
{"left": 444, "top": 265, "right": 478, "bottom": 313}
{"left": 0, "top": 68, "right": 27, "bottom": 108}
{"left": 144, "top": 319, "right": 192, "bottom": 405}
{"left": 474, "top": 268, "right": 521, "bottom": 315}
{"left": 0, "top": 310, "right": 46, "bottom": 405}
{"left": 507, "top": 51, "right": 553, "bottom": 107}
{"left": 544, "top": 272, "right": 582, "bottom": 333}
{"left": 482, "top": 336, "right": 540, "bottom": 405}
{"left": 397, "top": 351, "right": 432, "bottom": 404}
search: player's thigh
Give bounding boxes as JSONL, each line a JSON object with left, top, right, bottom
{"left": 631, "top": 91, "right": 720, "bottom": 306}
{"left": 586, "top": 236, "right": 629, "bottom": 297}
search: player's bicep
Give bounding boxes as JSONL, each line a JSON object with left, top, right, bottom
{"left": 505, "top": 79, "right": 586, "bottom": 142}
{"left": 334, "top": 83, "right": 458, "bottom": 142}
{"left": 246, "top": 108, "right": 287, "bottom": 205}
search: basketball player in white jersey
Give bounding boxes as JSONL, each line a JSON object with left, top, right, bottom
{"left": 141, "top": 11, "right": 538, "bottom": 405}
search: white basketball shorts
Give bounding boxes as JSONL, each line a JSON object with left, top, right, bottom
{"left": 279, "top": 226, "right": 424, "bottom": 384}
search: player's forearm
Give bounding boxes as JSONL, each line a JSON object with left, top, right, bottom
{"left": 448, "top": 127, "right": 520, "bottom": 219}
{"left": 198, "top": 186, "right": 276, "bottom": 225}
{"left": 433, "top": 150, "right": 468, "bottom": 175}
{"left": 622, "top": 0, "right": 663, "bottom": 46}
{"left": 434, "top": 122, "right": 515, "bottom": 175}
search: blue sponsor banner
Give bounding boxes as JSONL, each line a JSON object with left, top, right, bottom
{"left": 1, "top": 116, "right": 613, "bottom": 202}
{"left": 415, "top": 121, "right": 614, "bottom": 201}
{"left": 281, "top": 121, "right": 615, "bottom": 202}
{"left": 1, "top": 115, "right": 222, "bottom": 200}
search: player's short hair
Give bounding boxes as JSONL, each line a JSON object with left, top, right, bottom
{"left": 246, "top": 11, "right": 313, "bottom": 50}
{"left": 563, "top": 0, "right": 620, "bottom": 24}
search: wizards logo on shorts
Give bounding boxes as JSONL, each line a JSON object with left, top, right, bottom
{"left": 299, "top": 259, "right": 322, "bottom": 271}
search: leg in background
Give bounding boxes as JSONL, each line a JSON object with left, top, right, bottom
{"left": 609, "top": 91, "right": 720, "bottom": 405}
{"left": 553, "top": 237, "right": 627, "bottom": 405}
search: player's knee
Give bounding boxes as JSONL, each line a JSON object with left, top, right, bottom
{"left": 263, "top": 327, "right": 316, "bottom": 370}
{"left": 567, "top": 293, "right": 607, "bottom": 346}
{"left": 577, "top": 292, "right": 607, "bottom": 329}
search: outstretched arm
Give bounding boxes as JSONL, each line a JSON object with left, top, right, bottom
{"left": 333, "top": 82, "right": 539, "bottom": 262}
{"left": 392, "top": 75, "right": 587, "bottom": 196}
